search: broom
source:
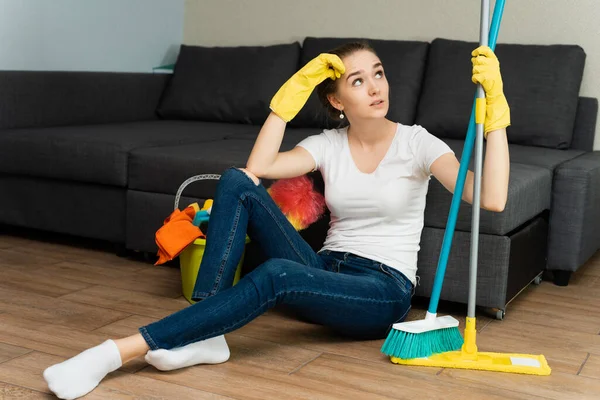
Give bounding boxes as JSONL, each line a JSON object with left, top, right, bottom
{"left": 381, "top": 0, "right": 507, "bottom": 360}
{"left": 391, "top": 0, "right": 550, "bottom": 375}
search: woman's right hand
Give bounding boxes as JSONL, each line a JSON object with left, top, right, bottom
{"left": 269, "top": 53, "right": 345, "bottom": 123}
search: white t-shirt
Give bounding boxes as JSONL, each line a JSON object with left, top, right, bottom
{"left": 296, "top": 122, "right": 453, "bottom": 286}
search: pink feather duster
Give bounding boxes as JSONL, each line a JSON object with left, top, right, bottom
{"left": 267, "top": 175, "right": 327, "bottom": 230}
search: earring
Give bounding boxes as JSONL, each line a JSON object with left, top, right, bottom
{"left": 340, "top": 111, "right": 345, "bottom": 119}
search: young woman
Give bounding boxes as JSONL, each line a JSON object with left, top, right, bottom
{"left": 43, "top": 41, "right": 509, "bottom": 399}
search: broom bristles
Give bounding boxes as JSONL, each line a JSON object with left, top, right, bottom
{"left": 381, "top": 327, "right": 464, "bottom": 359}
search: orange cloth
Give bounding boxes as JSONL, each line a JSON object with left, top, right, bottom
{"left": 155, "top": 206, "right": 205, "bottom": 265}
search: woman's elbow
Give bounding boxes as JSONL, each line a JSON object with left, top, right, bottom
{"left": 482, "top": 196, "right": 507, "bottom": 212}
{"left": 238, "top": 167, "right": 262, "bottom": 185}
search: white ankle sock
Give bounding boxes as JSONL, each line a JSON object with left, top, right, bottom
{"left": 43, "top": 340, "right": 122, "bottom": 400}
{"left": 144, "top": 335, "right": 230, "bottom": 371}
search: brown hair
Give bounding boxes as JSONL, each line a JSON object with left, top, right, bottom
{"left": 316, "top": 41, "right": 378, "bottom": 126}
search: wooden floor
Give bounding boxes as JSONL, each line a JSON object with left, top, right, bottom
{"left": 0, "top": 229, "right": 599, "bottom": 399}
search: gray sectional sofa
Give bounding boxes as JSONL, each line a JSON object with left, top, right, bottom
{"left": 0, "top": 37, "right": 598, "bottom": 319}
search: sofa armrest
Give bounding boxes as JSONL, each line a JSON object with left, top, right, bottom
{"left": 547, "top": 151, "right": 600, "bottom": 274}
{"left": 0, "top": 71, "right": 170, "bottom": 130}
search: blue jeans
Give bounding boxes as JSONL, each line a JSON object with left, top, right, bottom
{"left": 139, "top": 167, "right": 413, "bottom": 350}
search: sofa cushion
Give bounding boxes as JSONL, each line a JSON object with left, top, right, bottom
{"left": 0, "top": 121, "right": 259, "bottom": 186}
{"left": 506, "top": 144, "right": 584, "bottom": 170}
{"left": 291, "top": 37, "right": 429, "bottom": 129}
{"left": 424, "top": 162, "right": 552, "bottom": 236}
{"left": 416, "top": 38, "right": 586, "bottom": 149}
{"left": 129, "top": 139, "right": 301, "bottom": 198}
{"left": 441, "top": 138, "right": 584, "bottom": 171}
{"left": 156, "top": 43, "right": 301, "bottom": 125}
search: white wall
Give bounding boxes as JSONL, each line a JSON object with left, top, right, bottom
{"left": 183, "top": 0, "right": 600, "bottom": 149}
{"left": 0, "top": 0, "right": 184, "bottom": 73}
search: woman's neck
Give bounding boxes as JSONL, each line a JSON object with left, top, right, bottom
{"left": 347, "top": 118, "right": 397, "bottom": 149}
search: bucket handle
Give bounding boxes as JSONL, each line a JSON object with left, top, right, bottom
{"left": 173, "top": 174, "right": 221, "bottom": 211}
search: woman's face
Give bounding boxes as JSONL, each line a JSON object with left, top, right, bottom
{"left": 329, "top": 50, "right": 389, "bottom": 122}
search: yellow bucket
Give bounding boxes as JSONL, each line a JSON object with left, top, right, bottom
{"left": 179, "top": 236, "right": 251, "bottom": 304}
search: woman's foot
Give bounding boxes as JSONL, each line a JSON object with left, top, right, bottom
{"left": 43, "top": 340, "right": 122, "bottom": 400}
{"left": 144, "top": 335, "right": 230, "bottom": 371}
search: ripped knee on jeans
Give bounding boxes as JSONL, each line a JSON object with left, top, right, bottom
{"left": 237, "top": 168, "right": 260, "bottom": 186}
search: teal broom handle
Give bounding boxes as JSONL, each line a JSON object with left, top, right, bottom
{"left": 427, "top": 0, "right": 506, "bottom": 314}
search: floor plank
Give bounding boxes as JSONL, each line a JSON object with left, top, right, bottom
{"left": 499, "top": 286, "right": 600, "bottom": 334}
{"left": 0, "top": 351, "right": 232, "bottom": 399}
{"left": 536, "top": 279, "right": 600, "bottom": 300}
{"left": 0, "top": 267, "right": 93, "bottom": 298}
{"left": 0, "top": 247, "right": 62, "bottom": 270}
{"left": 580, "top": 353, "right": 600, "bottom": 380}
{"left": 0, "top": 286, "right": 129, "bottom": 331}
{"left": 441, "top": 367, "right": 600, "bottom": 400}
{"left": 0, "top": 237, "right": 13, "bottom": 249}
{"left": 220, "top": 334, "right": 323, "bottom": 373}
{"left": 509, "top": 290, "right": 600, "bottom": 315}
{"left": 483, "top": 314, "right": 600, "bottom": 354}
{"left": 294, "top": 353, "right": 543, "bottom": 399}
{"left": 83, "top": 370, "right": 234, "bottom": 400}
{"left": 0, "top": 314, "right": 114, "bottom": 358}
{"left": 103, "top": 264, "right": 182, "bottom": 298}
{"left": 0, "top": 352, "right": 55, "bottom": 394}
{"left": 0, "top": 381, "right": 52, "bottom": 399}
{"left": 578, "top": 253, "right": 600, "bottom": 278}
{"left": 0, "top": 342, "right": 32, "bottom": 364}
{"left": 4, "top": 237, "right": 148, "bottom": 272}
{"left": 138, "top": 359, "right": 395, "bottom": 400}
{"left": 59, "top": 285, "right": 189, "bottom": 320}
{"left": 93, "top": 315, "right": 157, "bottom": 337}
{"left": 476, "top": 317, "right": 593, "bottom": 375}
{"left": 43, "top": 261, "right": 182, "bottom": 298}
{"left": 0, "top": 314, "right": 147, "bottom": 374}
{"left": 234, "top": 309, "right": 394, "bottom": 365}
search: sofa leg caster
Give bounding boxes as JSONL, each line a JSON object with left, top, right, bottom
{"left": 482, "top": 307, "right": 506, "bottom": 320}
{"left": 552, "top": 270, "right": 572, "bottom": 286}
{"left": 495, "top": 309, "right": 505, "bottom": 320}
{"left": 114, "top": 243, "right": 129, "bottom": 258}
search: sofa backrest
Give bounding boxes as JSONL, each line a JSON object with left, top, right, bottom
{"left": 415, "top": 38, "right": 586, "bottom": 150}
{"left": 290, "top": 37, "right": 430, "bottom": 129}
{"left": 0, "top": 71, "right": 168, "bottom": 130}
{"left": 156, "top": 43, "right": 301, "bottom": 125}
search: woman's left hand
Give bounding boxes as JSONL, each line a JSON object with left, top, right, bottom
{"left": 471, "top": 46, "right": 511, "bottom": 136}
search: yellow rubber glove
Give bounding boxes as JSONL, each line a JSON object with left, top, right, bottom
{"left": 471, "top": 46, "right": 511, "bottom": 137}
{"left": 200, "top": 199, "right": 213, "bottom": 211}
{"left": 270, "top": 53, "right": 345, "bottom": 122}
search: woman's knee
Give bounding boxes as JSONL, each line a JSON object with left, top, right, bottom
{"left": 220, "top": 167, "right": 260, "bottom": 186}
{"left": 237, "top": 168, "right": 260, "bottom": 186}
{"left": 215, "top": 168, "right": 260, "bottom": 199}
